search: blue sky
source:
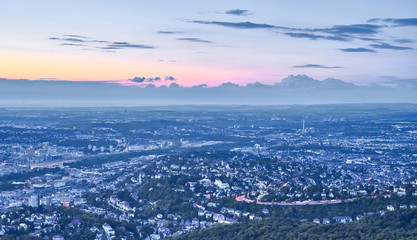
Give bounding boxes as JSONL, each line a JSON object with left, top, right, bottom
{"left": 0, "top": 0, "right": 416, "bottom": 86}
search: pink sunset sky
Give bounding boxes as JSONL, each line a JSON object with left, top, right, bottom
{"left": 1, "top": 0, "right": 416, "bottom": 87}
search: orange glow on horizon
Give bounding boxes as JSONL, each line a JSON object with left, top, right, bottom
{"left": 0, "top": 50, "right": 278, "bottom": 87}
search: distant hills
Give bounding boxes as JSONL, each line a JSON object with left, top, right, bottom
{"left": 1, "top": 75, "right": 416, "bottom": 106}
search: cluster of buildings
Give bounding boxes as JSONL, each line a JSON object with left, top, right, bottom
{"left": 1, "top": 108, "right": 417, "bottom": 238}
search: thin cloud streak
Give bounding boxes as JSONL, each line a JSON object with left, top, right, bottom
{"left": 369, "top": 43, "right": 413, "bottom": 50}
{"left": 339, "top": 48, "right": 377, "bottom": 53}
{"left": 49, "top": 35, "right": 155, "bottom": 51}
{"left": 157, "top": 31, "right": 182, "bottom": 34}
{"left": 293, "top": 64, "right": 342, "bottom": 69}
{"left": 225, "top": 9, "right": 248, "bottom": 16}
{"left": 177, "top": 38, "right": 213, "bottom": 43}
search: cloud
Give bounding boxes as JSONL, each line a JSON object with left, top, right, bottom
{"left": 63, "top": 34, "right": 87, "bottom": 38}
{"left": 385, "top": 18, "right": 417, "bottom": 27}
{"left": 394, "top": 39, "right": 414, "bottom": 44}
{"left": 369, "top": 18, "right": 417, "bottom": 27}
{"left": 218, "top": 82, "right": 241, "bottom": 88}
{"left": 246, "top": 82, "right": 268, "bottom": 88}
{"left": 169, "top": 83, "right": 181, "bottom": 88}
{"left": 369, "top": 42, "right": 413, "bottom": 50}
{"left": 225, "top": 9, "right": 248, "bottom": 16}
{"left": 60, "top": 43, "right": 86, "bottom": 46}
{"left": 339, "top": 48, "right": 376, "bottom": 53}
{"left": 367, "top": 18, "right": 379, "bottom": 23}
{"left": 191, "top": 20, "right": 381, "bottom": 35}
{"left": 359, "top": 37, "right": 381, "bottom": 42}
{"left": 292, "top": 64, "right": 342, "bottom": 69}
{"left": 129, "top": 76, "right": 176, "bottom": 83}
{"left": 283, "top": 24, "right": 381, "bottom": 42}
{"left": 177, "top": 38, "right": 213, "bottom": 43}
{"left": 284, "top": 32, "right": 348, "bottom": 41}
{"left": 62, "top": 38, "right": 86, "bottom": 42}
{"left": 49, "top": 37, "right": 86, "bottom": 42}
{"left": 157, "top": 31, "right": 182, "bottom": 34}
{"left": 284, "top": 33, "right": 325, "bottom": 40}
{"left": 129, "top": 77, "right": 146, "bottom": 83}
{"left": 324, "top": 35, "right": 350, "bottom": 41}
{"left": 50, "top": 37, "right": 86, "bottom": 42}
{"left": 165, "top": 76, "right": 176, "bottom": 81}
{"left": 192, "top": 84, "right": 208, "bottom": 88}
{"left": 50, "top": 35, "right": 155, "bottom": 51}
{"left": 380, "top": 76, "right": 417, "bottom": 89}
{"left": 190, "top": 20, "right": 277, "bottom": 29}
{"left": 104, "top": 42, "right": 155, "bottom": 49}
{"left": 2, "top": 75, "right": 416, "bottom": 106}
{"left": 313, "top": 24, "right": 381, "bottom": 35}
{"left": 96, "top": 46, "right": 121, "bottom": 50}
{"left": 91, "top": 40, "right": 110, "bottom": 43}
{"left": 191, "top": 20, "right": 382, "bottom": 44}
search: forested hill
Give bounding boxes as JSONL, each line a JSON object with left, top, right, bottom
{"left": 172, "top": 209, "right": 417, "bottom": 240}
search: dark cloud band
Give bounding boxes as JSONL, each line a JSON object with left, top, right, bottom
{"left": 339, "top": 48, "right": 376, "bottom": 53}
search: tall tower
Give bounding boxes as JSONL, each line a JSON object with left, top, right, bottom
{"left": 302, "top": 119, "right": 305, "bottom": 132}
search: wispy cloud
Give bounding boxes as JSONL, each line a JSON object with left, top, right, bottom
{"left": 385, "top": 18, "right": 417, "bottom": 27}
{"left": 96, "top": 46, "right": 121, "bottom": 50}
{"left": 394, "top": 39, "right": 414, "bottom": 44}
{"left": 50, "top": 35, "right": 155, "bottom": 51}
{"left": 225, "top": 9, "right": 248, "bottom": 16}
{"left": 190, "top": 20, "right": 277, "bottom": 29}
{"left": 292, "top": 64, "right": 342, "bottom": 69}
{"left": 91, "top": 40, "right": 110, "bottom": 43}
{"left": 62, "top": 34, "right": 88, "bottom": 38}
{"left": 312, "top": 24, "right": 381, "bottom": 35}
{"left": 105, "top": 42, "right": 155, "bottom": 49}
{"left": 190, "top": 20, "right": 386, "bottom": 46}
{"left": 368, "top": 18, "right": 417, "bottom": 27}
{"left": 157, "top": 31, "right": 182, "bottom": 34}
{"left": 190, "top": 20, "right": 381, "bottom": 36}
{"left": 284, "top": 32, "right": 349, "bottom": 41}
{"left": 60, "top": 43, "right": 86, "bottom": 46}
{"left": 369, "top": 42, "right": 413, "bottom": 50}
{"left": 359, "top": 37, "right": 381, "bottom": 42}
{"left": 339, "top": 47, "right": 376, "bottom": 53}
{"left": 189, "top": 18, "right": 417, "bottom": 54}
{"left": 49, "top": 37, "right": 86, "bottom": 42}
{"left": 63, "top": 38, "right": 86, "bottom": 42}
{"left": 177, "top": 38, "right": 213, "bottom": 43}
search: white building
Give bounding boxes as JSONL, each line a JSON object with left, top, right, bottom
{"left": 214, "top": 179, "right": 230, "bottom": 189}
{"left": 103, "top": 223, "right": 115, "bottom": 237}
{"left": 28, "top": 195, "right": 39, "bottom": 208}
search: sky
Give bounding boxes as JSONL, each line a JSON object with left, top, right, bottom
{"left": 0, "top": 0, "right": 416, "bottom": 87}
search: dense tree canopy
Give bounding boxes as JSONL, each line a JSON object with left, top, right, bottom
{"left": 173, "top": 209, "right": 417, "bottom": 240}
